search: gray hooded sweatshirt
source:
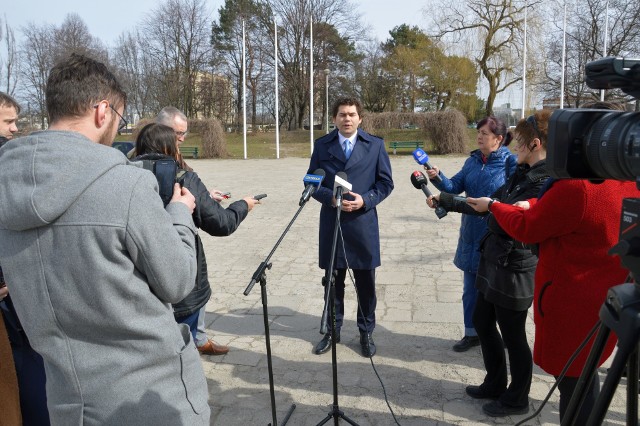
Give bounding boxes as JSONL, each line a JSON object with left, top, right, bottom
{"left": 0, "top": 130, "right": 209, "bottom": 425}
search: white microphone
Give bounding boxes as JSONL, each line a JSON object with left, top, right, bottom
{"left": 333, "top": 172, "right": 352, "bottom": 208}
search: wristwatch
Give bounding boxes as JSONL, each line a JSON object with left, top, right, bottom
{"left": 488, "top": 199, "right": 496, "bottom": 211}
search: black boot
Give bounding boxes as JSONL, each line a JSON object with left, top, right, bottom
{"left": 314, "top": 333, "right": 340, "bottom": 355}
{"left": 359, "top": 331, "right": 376, "bottom": 357}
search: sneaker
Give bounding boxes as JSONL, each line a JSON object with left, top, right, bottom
{"left": 453, "top": 335, "right": 480, "bottom": 352}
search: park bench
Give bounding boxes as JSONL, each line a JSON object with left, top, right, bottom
{"left": 112, "top": 141, "right": 134, "bottom": 156}
{"left": 389, "top": 141, "right": 424, "bottom": 155}
{"left": 180, "top": 146, "right": 199, "bottom": 159}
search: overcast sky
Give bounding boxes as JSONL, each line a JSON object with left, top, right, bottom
{"left": 5, "top": 0, "right": 428, "bottom": 47}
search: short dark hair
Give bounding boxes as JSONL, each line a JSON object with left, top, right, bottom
{"left": 476, "top": 115, "right": 512, "bottom": 146}
{"left": 331, "top": 97, "right": 363, "bottom": 119}
{"left": 46, "top": 53, "right": 126, "bottom": 124}
{"left": 0, "top": 92, "right": 20, "bottom": 114}
{"left": 136, "top": 123, "right": 178, "bottom": 158}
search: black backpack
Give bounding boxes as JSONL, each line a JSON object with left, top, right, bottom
{"left": 134, "top": 153, "right": 186, "bottom": 206}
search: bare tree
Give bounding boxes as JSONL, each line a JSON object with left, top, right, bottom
{"left": 141, "top": 0, "right": 213, "bottom": 117}
{"left": 431, "top": 0, "right": 534, "bottom": 115}
{"left": 20, "top": 22, "right": 56, "bottom": 128}
{"left": 543, "top": 0, "right": 640, "bottom": 107}
{"left": 212, "top": 0, "right": 273, "bottom": 131}
{"left": 52, "top": 14, "right": 109, "bottom": 65}
{"left": 269, "top": 0, "right": 363, "bottom": 130}
{"left": 113, "top": 31, "right": 157, "bottom": 120}
{"left": 0, "top": 18, "right": 18, "bottom": 95}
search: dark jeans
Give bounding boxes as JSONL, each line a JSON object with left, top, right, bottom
{"left": 556, "top": 374, "right": 600, "bottom": 425}
{"left": 175, "top": 310, "right": 200, "bottom": 342}
{"left": 324, "top": 268, "right": 376, "bottom": 334}
{"left": 472, "top": 291, "right": 532, "bottom": 408}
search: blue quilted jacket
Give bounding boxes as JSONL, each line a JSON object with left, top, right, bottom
{"left": 433, "top": 147, "right": 516, "bottom": 272}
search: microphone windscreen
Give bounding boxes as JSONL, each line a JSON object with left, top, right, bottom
{"left": 412, "top": 148, "right": 429, "bottom": 165}
{"left": 410, "top": 171, "right": 428, "bottom": 189}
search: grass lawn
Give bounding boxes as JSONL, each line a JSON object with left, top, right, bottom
{"left": 115, "top": 128, "right": 478, "bottom": 159}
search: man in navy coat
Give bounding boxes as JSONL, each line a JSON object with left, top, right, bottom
{"left": 307, "top": 97, "right": 393, "bottom": 357}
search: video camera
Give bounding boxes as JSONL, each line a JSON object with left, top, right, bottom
{"left": 547, "top": 57, "right": 640, "bottom": 181}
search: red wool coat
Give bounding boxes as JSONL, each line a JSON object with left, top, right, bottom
{"left": 490, "top": 179, "right": 638, "bottom": 377}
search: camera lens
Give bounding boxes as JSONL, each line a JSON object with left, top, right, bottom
{"left": 585, "top": 112, "right": 640, "bottom": 180}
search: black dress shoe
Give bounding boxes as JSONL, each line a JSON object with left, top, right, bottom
{"left": 453, "top": 335, "right": 480, "bottom": 352}
{"left": 482, "top": 400, "right": 529, "bottom": 417}
{"left": 465, "top": 385, "right": 502, "bottom": 400}
{"left": 359, "top": 332, "right": 376, "bottom": 357}
{"left": 314, "top": 333, "right": 339, "bottom": 355}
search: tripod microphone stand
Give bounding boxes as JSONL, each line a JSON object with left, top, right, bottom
{"left": 315, "top": 181, "right": 359, "bottom": 426}
{"left": 244, "top": 202, "right": 313, "bottom": 425}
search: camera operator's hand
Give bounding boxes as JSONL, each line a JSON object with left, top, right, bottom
{"left": 424, "top": 165, "right": 440, "bottom": 180}
{"left": 466, "top": 197, "right": 495, "bottom": 213}
{"left": 426, "top": 194, "right": 440, "bottom": 209}
{"left": 513, "top": 200, "right": 530, "bottom": 210}
{"left": 171, "top": 183, "right": 196, "bottom": 214}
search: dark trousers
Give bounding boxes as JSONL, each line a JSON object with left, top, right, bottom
{"left": 472, "top": 291, "right": 532, "bottom": 408}
{"left": 556, "top": 374, "right": 600, "bottom": 425}
{"left": 1, "top": 299, "right": 50, "bottom": 426}
{"left": 325, "top": 268, "right": 376, "bottom": 334}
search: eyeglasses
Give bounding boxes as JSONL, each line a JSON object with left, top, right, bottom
{"left": 93, "top": 103, "right": 128, "bottom": 132}
{"left": 175, "top": 130, "right": 188, "bottom": 138}
{"left": 526, "top": 115, "right": 541, "bottom": 140}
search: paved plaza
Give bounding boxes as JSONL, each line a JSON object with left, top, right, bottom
{"left": 191, "top": 155, "right": 628, "bottom": 425}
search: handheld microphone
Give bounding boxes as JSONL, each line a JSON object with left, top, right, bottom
{"left": 411, "top": 171, "right": 447, "bottom": 219}
{"left": 299, "top": 168, "right": 326, "bottom": 206}
{"left": 333, "top": 172, "right": 352, "bottom": 208}
{"left": 412, "top": 148, "right": 442, "bottom": 183}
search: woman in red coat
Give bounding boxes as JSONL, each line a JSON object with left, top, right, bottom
{"left": 467, "top": 178, "right": 637, "bottom": 423}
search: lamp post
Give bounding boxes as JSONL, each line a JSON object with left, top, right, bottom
{"left": 324, "top": 69, "right": 330, "bottom": 134}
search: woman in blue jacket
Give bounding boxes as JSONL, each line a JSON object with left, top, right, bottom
{"left": 425, "top": 116, "right": 516, "bottom": 352}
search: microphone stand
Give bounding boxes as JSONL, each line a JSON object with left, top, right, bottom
{"left": 316, "top": 188, "right": 359, "bottom": 426}
{"left": 244, "top": 200, "right": 312, "bottom": 425}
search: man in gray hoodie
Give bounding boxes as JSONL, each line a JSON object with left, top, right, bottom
{"left": 0, "top": 54, "right": 210, "bottom": 425}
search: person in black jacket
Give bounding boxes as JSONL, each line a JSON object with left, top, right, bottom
{"left": 428, "top": 110, "right": 551, "bottom": 417}
{"left": 134, "top": 123, "right": 258, "bottom": 354}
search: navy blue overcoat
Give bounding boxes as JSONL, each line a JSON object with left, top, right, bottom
{"left": 307, "top": 129, "right": 394, "bottom": 270}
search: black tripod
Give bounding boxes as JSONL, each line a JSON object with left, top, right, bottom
{"left": 562, "top": 208, "right": 640, "bottom": 426}
{"left": 244, "top": 203, "right": 314, "bottom": 425}
{"left": 315, "top": 188, "right": 359, "bottom": 426}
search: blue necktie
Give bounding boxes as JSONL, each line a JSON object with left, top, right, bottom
{"left": 343, "top": 139, "right": 352, "bottom": 160}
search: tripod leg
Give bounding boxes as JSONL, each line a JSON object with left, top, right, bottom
{"left": 626, "top": 346, "right": 638, "bottom": 426}
{"left": 562, "top": 322, "right": 609, "bottom": 426}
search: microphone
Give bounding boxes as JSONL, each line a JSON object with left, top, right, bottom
{"left": 333, "top": 171, "right": 352, "bottom": 208}
{"left": 411, "top": 171, "right": 447, "bottom": 219}
{"left": 412, "top": 148, "right": 442, "bottom": 183}
{"left": 299, "top": 168, "right": 326, "bottom": 206}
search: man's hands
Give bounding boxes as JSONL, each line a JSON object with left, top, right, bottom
{"left": 170, "top": 183, "right": 196, "bottom": 213}
{"left": 333, "top": 191, "right": 364, "bottom": 212}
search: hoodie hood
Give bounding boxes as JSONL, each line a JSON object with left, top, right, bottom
{"left": 0, "top": 130, "right": 129, "bottom": 231}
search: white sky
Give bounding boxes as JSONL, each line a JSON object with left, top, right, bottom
{"left": 5, "top": 0, "right": 429, "bottom": 47}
